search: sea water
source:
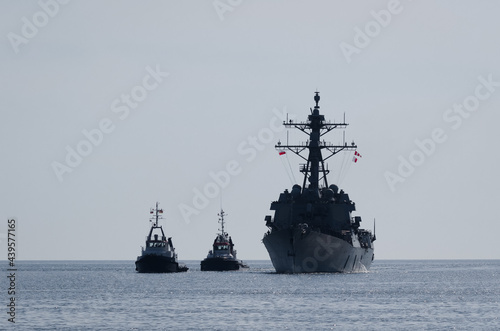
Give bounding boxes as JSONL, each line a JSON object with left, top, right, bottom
{"left": 2, "top": 260, "right": 499, "bottom": 330}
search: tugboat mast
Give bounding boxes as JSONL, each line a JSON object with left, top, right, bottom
{"left": 218, "top": 209, "right": 226, "bottom": 236}
{"left": 150, "top": 201, "right": 163, "bottom": 227}
{"left": 276, "top": 92, "right": 358, "bottom": 193}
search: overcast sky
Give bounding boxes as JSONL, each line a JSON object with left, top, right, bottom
{"left": 1, "top": 0, "right": 499, "bottom": 261}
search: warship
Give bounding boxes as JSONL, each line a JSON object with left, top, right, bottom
{"left": 135, "top": 202, "right": 188, "bottom": 273}
{"left": 201, "top": 209, "right": 248, "bottom": 271}
{"left": 263, "top": 92, "right": 375, "bottom": 273}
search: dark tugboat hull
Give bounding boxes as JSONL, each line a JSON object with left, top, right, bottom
{"left": 135, "top": 255, "right": 188, "bottom": 273}
{"left": 200, "top": 257, "right": 248, "bottom": 271}
{"left": 263, "top": 229, "right": 373, "bottom": 273}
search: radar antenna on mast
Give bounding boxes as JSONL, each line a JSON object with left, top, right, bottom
{"left": 150, "top": 201, "right": 164, "bottom": 227}
{"left": 218, "top": 209, "right": 227, "bottom": 236}
{"left": 275, "top": 92, "right": 357, "bottom": 192}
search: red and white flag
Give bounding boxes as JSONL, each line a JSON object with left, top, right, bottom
{"left": 353, "top": 150, "right": 362, "bottom": 163}
{"left": 279, "top": 151, "right": 286, "bottom": 156}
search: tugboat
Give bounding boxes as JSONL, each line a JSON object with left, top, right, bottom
{"left": 135, "top": 202, "right": 188, "bottom": 273}
{"left": 201, "top": 209, "right": 248, "bottom": 271}
{"left": 263, "top": 92, "right": 375, "bottom": 273}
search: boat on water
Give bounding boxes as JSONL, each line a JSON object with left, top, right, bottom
{"left": 263, "top": 92, "right": 375, "bottom": 273}
{"left": 201, "top": 209, "right": 248, "bottom": 271}
{"left": 135, "top": 202, "right": 188, "bottom": 273}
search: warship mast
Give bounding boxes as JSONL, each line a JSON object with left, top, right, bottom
{"left": 277, "top": 92, "right": 357, "bottom": 192}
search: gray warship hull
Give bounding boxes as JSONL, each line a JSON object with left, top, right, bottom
{"left": 263, "top": 229, "right": 373, "bottom": 273}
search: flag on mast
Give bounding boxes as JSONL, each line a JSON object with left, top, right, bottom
{"left": 279, "top": 151, "right": 286, "bottom": 156}
{"left": 353, "top": 150, "right": 362, "bottom": 163}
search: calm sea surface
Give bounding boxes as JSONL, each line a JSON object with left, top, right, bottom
{"left": 3, "top": 260, "right": 499, "bottom": 330}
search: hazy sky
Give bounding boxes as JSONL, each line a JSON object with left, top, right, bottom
{"left": 1, "top": 0, "right": 499, "bottom": 261}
